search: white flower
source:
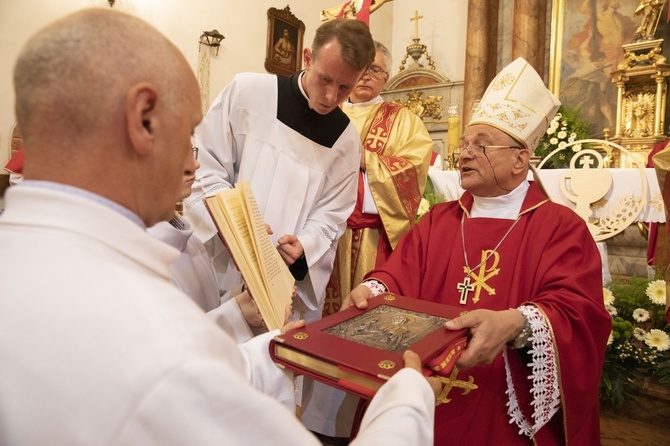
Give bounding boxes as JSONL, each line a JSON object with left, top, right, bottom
{"left": 546, "top": 127, "right": 556, "bottom": 135}
{"left": 644, "top": 329, "right": 670, "bottom": 351}
{"left": 550, "top": 137, "right": 558, "bottom": 145}
{"left": 558, "top": 141, "right": 567, "bottom": 149}
{"left": 603, "top": 288, "right": 615, "bottom": 306}
{"left": 568, "top": 136, "right": 575, "bottom": 143}
{"left": 645, "top": 279, "right": 666, "bottom": 305}
{"left": 570, "top": 132, "right": 577, "bottom": 138}
{"left": 633, "top": 308, "right": 650, "bottom": 322}
{"left": 633, "top": 327, "right": 646, "bottom": 341}
{"left": 557, "top": 130, "right": 567, "bottom": 139}
{"left": 417, "top": 197, "right": 430, "bottom": 216}
{"left": 562, "top": 120, "right": 568, "bottom": 126}
{"left": 572, "top": 143, "right": 583, "bottom": 152}
{"left": 607, "top": 331, "right": 614, "bottom": 346}
{"left": 606, "top": 303, "right": 618, "bottom": 316}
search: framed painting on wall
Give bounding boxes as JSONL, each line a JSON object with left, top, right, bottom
{"left": 548, "top": 0, "right": 643, "bottom": 138}
{"left": 265, "top": 6, "right": 305, "bottom": 76}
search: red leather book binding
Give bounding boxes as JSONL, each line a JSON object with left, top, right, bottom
{"left": 270, "top": 292, "right": 469, "bottom": 399}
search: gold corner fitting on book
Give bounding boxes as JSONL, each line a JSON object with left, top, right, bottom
{"left": 377, "top": 360, "right": 396, "bottom": 370}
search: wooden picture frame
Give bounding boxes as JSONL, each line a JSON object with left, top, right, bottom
{"left": 265, "top": 6, "right": 305, "bottom": 76}
{"left": 548, "top": 0, "right": 641, "bottom": 138}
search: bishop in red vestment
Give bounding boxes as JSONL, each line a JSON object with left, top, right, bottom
{"left": 345, "top": 58, "right": 611, "bottom": 445}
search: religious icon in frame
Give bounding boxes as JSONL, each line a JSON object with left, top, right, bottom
{"left": 265, "top": 6, "right": 305, "bottom": 76}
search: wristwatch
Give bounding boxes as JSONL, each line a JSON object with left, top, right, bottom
{"left": 508, "top": 310, "right": 531, "bottom": 350}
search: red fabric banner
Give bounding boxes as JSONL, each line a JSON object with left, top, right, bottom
{"left": 337, "top": 0, "right": 373, "bottom": 26}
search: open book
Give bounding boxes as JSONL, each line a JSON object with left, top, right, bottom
{"left": 204, "top": 182, "right": 294, "bottom": 331}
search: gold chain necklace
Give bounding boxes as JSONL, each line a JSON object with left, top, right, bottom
{"left": 457, "top": 212, "right": 522, "bottom": 305}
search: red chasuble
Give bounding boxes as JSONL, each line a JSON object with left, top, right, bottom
{"left": 365, "top": 182, "right": 611, "bottom": 445}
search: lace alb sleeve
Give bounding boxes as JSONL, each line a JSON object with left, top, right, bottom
{"left": 361, "top": 279, "right": 387, "bottom": 296}
{"left": 503, "top": 305, "right": 560, "bottom": 438}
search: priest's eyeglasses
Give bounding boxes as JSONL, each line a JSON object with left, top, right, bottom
{"left": 192, "top": 146, "right": 199, "bottom": 160}
{"left": 456, "top": 144, "right": 522, "bottom": 156}
{"left": 364, "top": 64, "right": 388, "bottom": 79}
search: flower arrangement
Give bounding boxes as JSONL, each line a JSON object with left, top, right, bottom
{"left": 600, "top": 276, "right": 670, "bottom": 407}
{"left": 534, "top": 106, "right": 594, "bottom": 168}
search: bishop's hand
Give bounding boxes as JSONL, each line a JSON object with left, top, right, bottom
{"left": 341, "top": 284, "right": 374, "bottom": 311}
{"left": 444, "top": 308, "right": 526, "bottom": 369}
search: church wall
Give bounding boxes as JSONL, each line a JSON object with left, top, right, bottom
{"left": 390, "top": 1, "right": 467, "bottom": 81}
{"left": 0, "top": 0, "right": 468, "bottom": 169}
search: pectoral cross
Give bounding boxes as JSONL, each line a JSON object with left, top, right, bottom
{"left": 410, "top": 10, "right": 423, "bottom": 39}
{"left": 435, "top": 367, "right": 478, "bottom": 406}
{"left": 457, "top": 275, "right": 475, "bottom": 305}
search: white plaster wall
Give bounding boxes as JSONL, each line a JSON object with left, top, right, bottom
{"left": 0, "top": 0, "right": 465, "bottom": 167}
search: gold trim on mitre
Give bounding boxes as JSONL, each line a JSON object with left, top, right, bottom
{"left": 469, "top": 58, "right": 560, "bottom": 152}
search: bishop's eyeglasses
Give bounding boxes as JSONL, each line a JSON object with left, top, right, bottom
{"left": 364, "top": 64, "right": 388, "bottom": 79}
{"left": 456, "top": 144, "right": 522, "bottom": 157}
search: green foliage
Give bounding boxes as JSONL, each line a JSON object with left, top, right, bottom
{"left": 535, "top": 106, "right": 594, "bottom": 168}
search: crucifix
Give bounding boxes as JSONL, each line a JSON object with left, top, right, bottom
{"left": 321, "top": 0, "right": 392, "bottom": 21}
{"left": 410, "top": 10, "right": 423, "bottom": 40}
{"left": 457, "top": 276, "right": 475, "bottom": 305}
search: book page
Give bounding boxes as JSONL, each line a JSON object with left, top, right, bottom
{"left": 206, "top": 192, "right": 280, "bottom": 329}
{"left": 239, "top": 182, "right": 294, "bottom": 325}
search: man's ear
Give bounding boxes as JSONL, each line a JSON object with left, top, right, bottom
{"left": 513, "top": 148, "right": 531, "bottom": 173}
{"left": 125, "top": 82, "right": 159, "bottom": 157}
{"left": 303, "top": 47, "right": 312, "bottom": 70}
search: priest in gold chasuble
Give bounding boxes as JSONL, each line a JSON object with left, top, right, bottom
{"left": 323, "top": 41, "right": 432, "bottom": 317}
{"left": 346, "top": 58, "right": 611, "bottom": 444}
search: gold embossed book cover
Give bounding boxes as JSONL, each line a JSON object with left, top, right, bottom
{"left": 270, "top": 293, "right": 468, "bottom": 399}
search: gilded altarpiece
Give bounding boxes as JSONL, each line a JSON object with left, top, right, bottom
{"left": 609, "top": 40, "right": 670, "bottom": 167}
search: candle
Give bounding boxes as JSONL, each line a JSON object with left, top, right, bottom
{"left": 447, "top": 104, "right": 460, "bottom": 170}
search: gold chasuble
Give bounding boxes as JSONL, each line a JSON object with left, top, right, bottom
{"left": 324, "top": 101, "right": 432, "bottom": 316}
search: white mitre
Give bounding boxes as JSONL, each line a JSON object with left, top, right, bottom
{"left": 469, "top": 57, "right": 561, "bottom": 152}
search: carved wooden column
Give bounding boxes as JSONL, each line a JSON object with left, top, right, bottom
{"left": 512, "top": 0, "right": 547, "bottom": 78}
{"left": 463, "top": 0, "right": 499, "bottom": 125}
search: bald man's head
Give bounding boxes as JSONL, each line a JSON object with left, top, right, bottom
{"left": 13, "top": 8, "right": 202, "bottom": 227}
{"left": 14, "top": 8, "right": 192, "bottom": 145}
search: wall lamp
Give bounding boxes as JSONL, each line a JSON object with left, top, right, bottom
{"left": 199, "top": 29, "right": 225, "bottom": 55}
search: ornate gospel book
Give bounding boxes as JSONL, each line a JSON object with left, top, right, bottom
{"left": 270, "top": 293, "right": 469, "bottom": 399}
{"left": 204, "top": 182, "right": 294, "bottom": 331}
